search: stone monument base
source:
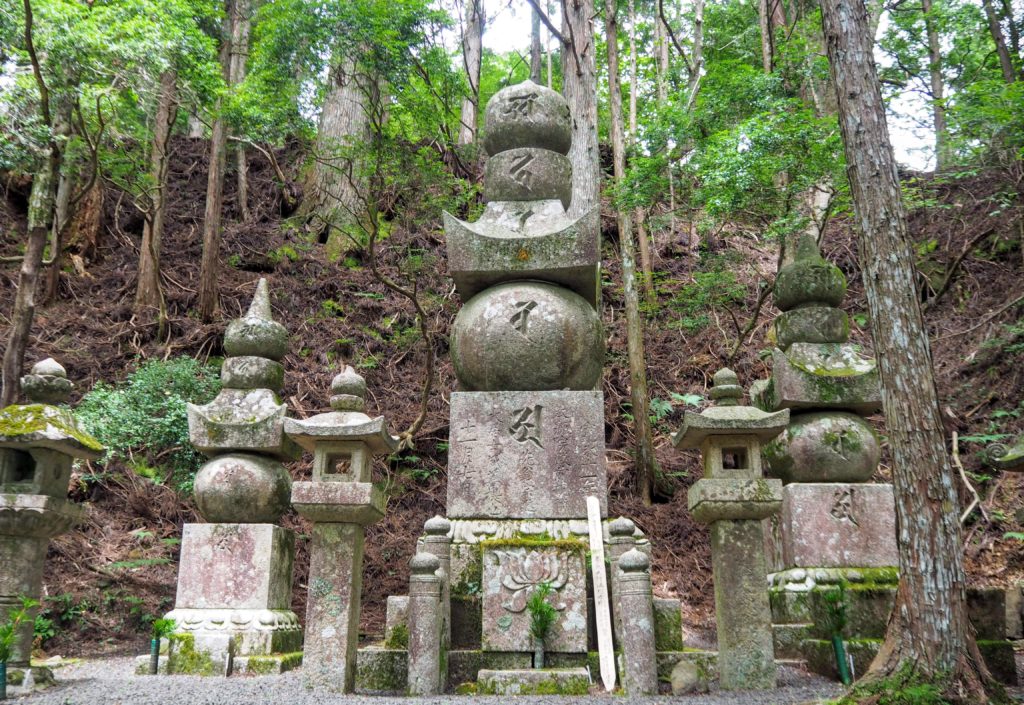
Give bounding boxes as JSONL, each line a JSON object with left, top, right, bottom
{"left": 768, "top": 568, "right": 1020, "bottom": 685}
{"left": 477, "top": 667, "right": 590, "bottom": 695}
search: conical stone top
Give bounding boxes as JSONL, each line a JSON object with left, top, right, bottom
{"left": 224, "top": 278, "right": 289, "bottom": 361}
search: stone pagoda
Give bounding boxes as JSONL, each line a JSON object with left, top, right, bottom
{"left": 752, "top": 234, "right": 901, "bottom": 675}
{"left": 0, "top": 359, "right": 102, "bottom": 669}
{"left": 161, "top": 279, "right": 302, "bottom": 675}
{"left": 356, "top": 81, "right": 693, "bottom": 695}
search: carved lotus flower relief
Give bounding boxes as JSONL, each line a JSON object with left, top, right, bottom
{"left": 495, "top": 549, "right": 567, "bottom": 613}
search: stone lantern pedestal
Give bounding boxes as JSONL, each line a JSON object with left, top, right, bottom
{"left": 286, "top": 366, "right": 398, "bottom": 692}
{"left": 0, "top": 359, "right": 102, "bottom": 669}
{"left": 674, "top": 369, "right": 788, "bottom": 690}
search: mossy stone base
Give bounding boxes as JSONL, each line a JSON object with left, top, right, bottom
{"left": 233, "top": 652, "right": 302, "bottom": 675}
{"left": 655, "top": 650, "right": 717, "bottom": 683}
{"left": 477, "top": 667, "right": 590, "bottom": 695}
{"left": 801, "top": 638, "right": 1018, "bottom": 685}
{"left": 4, "top": 666, "right": 55, "bottom": 690}
{"left": 653, "top": 598, "right": 684, "bottom": 651}
{"left": 355, "top": 647, "right": 407, "bottom": 694}
{"left": 447, "top": 650, "right": 531, "bottom": 686}
{"left": 166, "top": 633, "right": 229, "bottom": 676}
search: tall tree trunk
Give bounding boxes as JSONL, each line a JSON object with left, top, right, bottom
{"left": 136, "top": 70, "right": 178, "bottom": 323}
{"left": 688, "top": 0, "right": 704, "bottom": 103}
{"left": 229, "top": 0, "right": 252, "bottom": 221}
{"left": 820, "top": 0, "right": 1001, "bottom": 699}
{"left": 980, "top": 0, "right": 1016, "bottom": 83}
{"left": 655, "top": 5, "right": 669, "bottom": 102}
{"left": 197, "top": 0, "right": 236, "bottom": 321}
{"left": 546, "top": 0, "right": 554, "bottom": 87}
{"left": 562, "top": 0, "right": 600, "bottom": 217}
{"left": 921, "top": 0, "right": 950, "bottom": 169}
{"left": 531, "top": 6, "right": 543, "bottom": 83}
{"left": 299, "top": 57, "right": 371, "bottom": 251}
{"left": 627, "top": 0, "right": 638, "bottom": 140}
{"left": 43, "top": 102, "right": 73, "bottom": 304}
{"left": 758, "top": 0, "right": 786, "bottom": 73}
{"left": 1, "top": 148, "right": 58, "bottom": 407}
{"left": 605, "top": 0, "right": 660, "bottom": 505}
{"left": 459, "top": 0, "right": 484, "bottom": 146}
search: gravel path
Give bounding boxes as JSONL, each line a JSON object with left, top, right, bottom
{"left": 9, "top": 657, "right": 847, "bottom": 705}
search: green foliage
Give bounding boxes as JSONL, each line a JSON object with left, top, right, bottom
{"left": 0, "top": 597, "right": 37, "bottom": 663}
{"left": 665, "top": 266, "right": 746, "bottom": 332}
{"left": 151, "top": 618, "right": 177, "bottom": 640}
{"left": 77, "top": 357, "right": 221, "bottom": 491}
{"left": 526, "top": 582, "right": 558, "bottom": 644}
{"left": 831, "top": 664, "right": 950, "bottom": 705}
{"left": 819, "top": 582, "right": 848, "bottom": 637}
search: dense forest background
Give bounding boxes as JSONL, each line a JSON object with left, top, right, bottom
{"left": 0, "top": 0, "right": 1022, "bottom": 660}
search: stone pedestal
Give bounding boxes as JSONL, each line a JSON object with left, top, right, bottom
{"left": 768, "top": 483, "right": 898, "bottom": 572}
{"left": 447, "top": 390, "right": 606, "bottom": 519}
{"left": 291, "top": 480, "right": 386, "bottom": 692}
{"left": 166, "top": 523, "right": 301, "bottom": 660}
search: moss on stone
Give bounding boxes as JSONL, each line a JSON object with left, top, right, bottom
{"left": 0, "top": 404, "right": 103, "bottom": 451}
{"left": 243, "top": 652, "right": 303, "bottom": 675}
{"left": 167, "top": 633, "right": 215, "bottom": 676}
{"left": 384, "top": 623, "right": 409, "bottom": 649}
{"left": 455, "top": 682, "right": 478, "bottom": 694}
{"left": 357, "top": 649, "right": 407, "bottom": 692}
{"left": 478, "top": 672, "right": 589, "bottom": 696}
{"left": 654, "top": 604, "right": 684, "bottom": 651}
{"left": 452, "top": 549, "right": 483, "bottom": 598}
{"left": 479, "top": 537, "right": 587, "bottom": 553}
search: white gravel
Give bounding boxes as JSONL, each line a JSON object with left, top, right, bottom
{"left": 10, "top": 657, "right": 848, "bottom": 705}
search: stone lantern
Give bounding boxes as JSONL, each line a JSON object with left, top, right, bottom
{"left": 286, "top": 365, "right": 398, "bottom": 692}
{"left": 0, "top": 359, "right": 102, "bottom": 667}
{"left": 673, "top": 368, "right": 787, "bottom": 690}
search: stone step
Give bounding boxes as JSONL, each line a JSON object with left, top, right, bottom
{"left": 477, "top": 667, "right": 590, "bottom": 695}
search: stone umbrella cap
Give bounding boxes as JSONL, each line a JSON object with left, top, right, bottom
{"left": 483, "top": 80, "right": 572, "bottom": 156}
{"left": 223, "top": 278, "right": 289, "bottom": 361}
{"left": 672, "top": 368, "right": 790, "bottom": 449}
{"left": 20, "top": 358, "right": 74, "bottom": 405}
{"left": 283, "top": 365, "right": 399, "bottom": 455}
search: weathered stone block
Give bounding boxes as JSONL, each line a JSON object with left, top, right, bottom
{"left": 687, "top": 478, "right": 782, "bottom": 523}
{"left": 778, "top": 483, "right": 898, "bottom": 569}
{"left": 655, "top": 650, "right": 717, "bottom": 683}
{"left": 1006, "top": 584, "right": 1022, "bottom": 639}
{"left": 481, "top": 543, "right": 588, "bottom": 653}
{"left": 174, "top": 523, "right": 294, "bottom": 610}
{"left": 478, "top": 667, "right": 590, "bottom": 695}
{"left": 653, "top": 598, "right": 683, "bottom": 651}
{"left": 355, "top": 647, "right": 407, "bottom": 693}
{"left": 233, "top": 652, "right": 303, "bottom": 675}
{"left": 447, "top": 391, "right": 606, "bottom": 519}
{"left": 759, "top": 344, "right": 881, "bottom": 414}
{"left": 187, "top": 389, "right": 300, "bottom": 459}
{"left": 772, "top": 623, "right": 812, "bottom": 659}
{"left": 385, "top": 596, "right": 409, "bottom": 647}
{"left": 447, "top": 650, "right": 531, "bottom": 686}
{"left": 444, "top": 206, "right": 600, "bottom": 306}
{"left": 291, "top": 482, "right": 384, "bottom": 525}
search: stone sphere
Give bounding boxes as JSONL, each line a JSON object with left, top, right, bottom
{"left": 451, "top": 282, "right": 603, "bottom": 391}
{"left": 483, "top": 81, "right": 572, "bottom": 156}
{"left": 194, "top": 453, "right": 292, "bottom": 523}
{"left": 762, "top": 411, "right": 880, "bottom": 483}
{"left": 483, "top": 148, "right": 572, "bottom": 209}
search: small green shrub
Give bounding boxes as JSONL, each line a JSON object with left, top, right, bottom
{"left": 0, "top": 598, "right": 37, "bottom": 663}
{"left": 526, "top": 582, "right": 558, "bottom": 644}
{"left": 665, "top": 270, "right": 746, "bottom": 332}
{"left": 152, "top": 618, "right": 177, "bottom": 640}
{"left": 77, "top": 357, "right": 221, "bottom": 492}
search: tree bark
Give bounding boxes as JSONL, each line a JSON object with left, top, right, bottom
{"left": 561, "top": 0, "right": 600, "bottom": 217}
{"left": 605, "top": 0, "right": 660, "bottom": 505}
{"left": 628, "top": 0, "right": 638, "bottom": 140}
{"left": 531, "top": 5, "right": 543, "bottom": 83}
{"left": 299, "top": 57, "right": 370, "bottom": 250}
{"left": 43, "top": 101, "right": 73, "bottom": 304}
{"left": 197, "top": 0, "right": 236, "bottom": 321}
{"left": 136, "top": 70, "right": 178, "bottom": 321}
{"left": 229, "top": 0, "right": 252, "bottom": 221}
{"left": 921, "top": 0, "right": 950, "bottom": 169}
{"left": 688, "top": 0, "right": 704, "bottom": 103}
{"left": 2, "top": 148, "right": 58, "bottom": 407}
{"left": 819, "top": 0, "right": 1002, "bottom": 699}
{"left": 758, "top": 0, "right": 786, "bottom": 73}
{"left": 459, "top": 0, "right": 484, "bottom": 146}
{"left": 655, "top": 5, "right": 669, "bottom": 102}
{"left": 980, "top": 0, "right": 1016, "bottom": 83}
